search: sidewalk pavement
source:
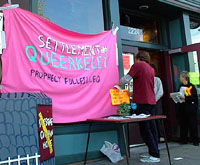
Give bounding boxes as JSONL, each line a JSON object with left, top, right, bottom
{"left": 69, "top": 142, "right": 200, "bottom": 165}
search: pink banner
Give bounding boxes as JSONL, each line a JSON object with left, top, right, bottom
{"left": 1, "top": 7, "right": 119, "bottom": 123}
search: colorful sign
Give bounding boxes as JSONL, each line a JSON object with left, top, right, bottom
{"left": 189, "top": 72, "right": 200, "bottom": 85}
{"left": 110, "top": 89, "right": 130, "bottom": 105}
{"left": 37, "top": 105, "right": 54, "bottom": 162}
{"left": 1, "top": 7, "right": 119, "bottom": 123}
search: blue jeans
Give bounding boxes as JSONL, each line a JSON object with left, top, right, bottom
{"left": 136, "top": 104, "right": 160, "bottom": 158}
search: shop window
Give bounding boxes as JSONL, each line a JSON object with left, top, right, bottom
{"left": 190, "top": 19, "right": 200, "bottom": 77}
{"left": 190, "top": 19, "right": 200, "bottom": 44}
{"left": 192, "top": 51, "right": 199, "bottom": 73}
{"left": 0, "top": 0, "right": 30, "bottom": 10}
{"left": 120, "top": 13, "right": 160, "bottom": 44}
{"left": 36, "top": 0, "right": 104, "bottom": 34}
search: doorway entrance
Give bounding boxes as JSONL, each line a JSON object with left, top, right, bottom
{"left": 122, "top": 46, "right": 163, "bottom": 146}
{"left": 162, "top": 43, "right": 200, "bottom": 140}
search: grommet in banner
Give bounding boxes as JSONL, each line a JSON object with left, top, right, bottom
{"left": 111, "top": 21, "right": 119, "bottom": 35}
{"left": 112, "top": 26, "right": 119, "bottom": 35}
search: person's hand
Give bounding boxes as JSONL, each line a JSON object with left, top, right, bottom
{"left": 180, "top": 96, "right": 185, "bottom": 100}
{"left": 115, "top": 82, "right": 121, "bottom": 86}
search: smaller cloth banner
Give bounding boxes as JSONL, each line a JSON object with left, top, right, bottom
{"left": 110, "top": 89, "right": 130, "bottom": 105}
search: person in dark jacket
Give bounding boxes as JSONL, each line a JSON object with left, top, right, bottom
{"left": 179, "top": 71, "right": 199, "bottom": 146}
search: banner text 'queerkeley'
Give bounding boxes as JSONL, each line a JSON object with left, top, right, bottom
{"left": 25, "top": 35, "right": 109, "bottom": 71}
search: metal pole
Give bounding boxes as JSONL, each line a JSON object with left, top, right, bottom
{"left": 122, "top": 124, "right": 130, "bottom": 165}
{"left": 84, "top": 123, "right": 92, "bottom": 165}
{"left": 161, "top": 119, "right": 172, "bottom": 165}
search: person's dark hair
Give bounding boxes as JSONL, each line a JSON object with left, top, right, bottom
{"left": 180, "top": 71, "right": 189, "bottom": 82}
{"left": 150, "top": 64, "right": 157, "bottom": 72}
{"left": 135, "top": 51, "right": 150, "bottom": 63}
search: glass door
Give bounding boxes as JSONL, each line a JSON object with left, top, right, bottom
{"left": 163, "top": 43, "right": 200, "bottom": 140}
{"left": 122, "top": 46, "right": 138, "bottom": 94}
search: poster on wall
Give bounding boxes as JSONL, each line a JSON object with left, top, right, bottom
{"left": 122, "top": 55, "right": 130, "bottom": 70}
{"left": 122, "top": 53, "right": 134, "bottom": 76}
{"left": 189, "top": 72, "right": 200, "bottom": 85}
{"left": 1, "top": 7, "right": 119, "bottom": 123}
{"left": 37, "top": 105, "right": 54, "bottom": 162}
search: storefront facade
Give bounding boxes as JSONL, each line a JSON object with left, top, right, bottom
{"left": 0, "top": 0, "right": 200, "bottom": 164}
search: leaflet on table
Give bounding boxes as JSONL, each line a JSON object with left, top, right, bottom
{"left": 104, "top": 114, "right": 150, "bottom": 120}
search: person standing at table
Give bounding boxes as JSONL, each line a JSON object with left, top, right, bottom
{"left": 116, "top": 51, "right": 160, "bottom": 163}
{"left": 179, "top": 71, "right": 199, "bottom": 146}
{"left": 150, "top": 64, "right": 164, "bottom": 142}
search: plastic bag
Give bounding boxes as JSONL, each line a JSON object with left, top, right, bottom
{"left": 100, "top": 141, "right": 123, "bottom": 163}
